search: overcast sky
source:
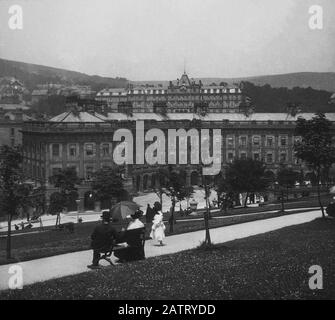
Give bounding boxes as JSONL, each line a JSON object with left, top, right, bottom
{"left": 0, "top": 0, "right": 334, "bottom": 80}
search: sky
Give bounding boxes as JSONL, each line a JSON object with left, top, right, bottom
{"left": 0, "top": 0, "right": 335, "bottom": 80}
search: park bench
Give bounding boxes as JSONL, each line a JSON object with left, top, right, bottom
{"left": 97, "top": 227, "right": 146, "bottom": 265}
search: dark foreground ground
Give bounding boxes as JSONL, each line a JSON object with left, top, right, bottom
{"left": 1, "top": 217, "right": 335, "bottom": 300}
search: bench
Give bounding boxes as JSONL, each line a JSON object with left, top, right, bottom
{"left": 98, "top": 227, "right": 146, "bottom": 265}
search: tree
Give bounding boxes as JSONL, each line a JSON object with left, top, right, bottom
{"left": 200, "top": 174, "right": 215, "bottom": 246}
{"left": 225, "top": 158, "right": 269, "bottom": 207}
{"left": 0, "top": 145, "right": 31, "bottom": 259}
{"left": 153, "top": 168, "right": 168, "bottom": 207}
{"left": 91, "top": 167, "right": 125, "bottom": 209}
{"left": 294, "top": 113, "right": 335, "bottom": 217}
{"left": 156, "top": 166, "right": 184, "bottom": 233}
{"left": 276, "top": 166, "right": 299, "bottom": 212}
{"left": 30, "top": 186, "right": 47, "bottom": 218}
{"left": 176, "top": 185, "right": 194, "bottom": 214}
{"left": 49, "top": 167, "right": 82, "bottom": 226}
{"left": 215, "top": 176, "right": 235, "bottom": 215}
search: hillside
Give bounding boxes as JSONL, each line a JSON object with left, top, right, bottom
{"left": 199, "top": 72, "right": 335, "bottom": 92}
{"left": 0, "top": 58, "right": 128, "bottom": 91}
{"left": 242, "top": 82, "right": 334, "bottom": 113}
{"left": 133, "top": 72, "right": 335, "bottom": 93}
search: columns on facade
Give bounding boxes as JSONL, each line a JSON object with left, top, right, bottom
{"left": 77, "top": 188, "right": 85, "bottom": 213}
{"left": 139, "top": 174, "right": 144, "bottom": 192}
{"left": 186, "top": 171, "right": 191, "bottom": 187}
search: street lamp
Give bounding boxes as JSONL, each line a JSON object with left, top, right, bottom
{"left": 76, "top": 199, "right": 81, "bottom": 223}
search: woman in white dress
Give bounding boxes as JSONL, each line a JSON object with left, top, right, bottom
{"left": 150, "top": 202, "right": 166, "bottom": 246}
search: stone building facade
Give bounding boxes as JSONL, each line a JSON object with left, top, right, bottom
{"left": 21, "top": 110, "right": 335, "bottom": 211}
{"left": 96, "top": 72, "right": 243, "bottom": 114}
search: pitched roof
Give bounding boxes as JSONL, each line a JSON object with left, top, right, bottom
{"left": 32, "top": 89, "right": 48, "bottom": 96}
{"left": 49, "top": 111, "right": 108, "bottom": 123}
{"left": 105, "top": 112, "right": 335, "bottom": 122}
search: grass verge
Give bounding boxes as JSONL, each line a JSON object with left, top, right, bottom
{"left": 0, "top": 207, "right": 319, "bottom": 266}
{"left": 1, "top": 217, "right": 335, "bottom": 299}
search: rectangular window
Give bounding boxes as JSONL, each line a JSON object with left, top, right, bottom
{"left": 239, "top": 136, "right": 247, "bottom": 147}
{"left": 280, "top": 153, "right": 287, "bottom": 163}
{"left": 52, "top": 144, "right": 60, "bottom": 157}
{"left": 85, "top": 144, "right": 94, "bottom": 156}
{"left": 102, "top": 143, "right": 109, "bottom": 156}
{"left": 10, "top": 128, "right": 15, "bottom": 136}
{"left": 280, "top": 136, "right": 287, "bottom": 147}
{"left": 266, "top": 153, "right": 273, "bottom": 163}
{"left": 240, "top": 152, "right": 247, "bottom": 160}
{"left": 253, "top": 136, "right": 261, "bottom": 147}
{"left": 227, "top": 137, "right": 234, "bottom": 148}
{"left": 266, "top": 136, "right": 274, "bottom": 147}
{"left": 227, "top": 152, "right": 234, "bottom": 163}
{"left": 69, "top": 144, "right": 77, "bottom": 157}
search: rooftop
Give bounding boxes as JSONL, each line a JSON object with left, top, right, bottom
{"left": 49, "top": 111, "right": 108, "bottom": 123}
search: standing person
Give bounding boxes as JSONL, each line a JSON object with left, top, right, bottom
{"left": 87, "top": 210, "right": 118, "bottom": 269}
{"left": 145, "top": 204, "right": 154, "bottom": 223}
{"left": 150, "top": 202, "right": 166, "bottom": 246}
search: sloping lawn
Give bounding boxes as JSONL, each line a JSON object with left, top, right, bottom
{"left": 1, "top": 217, "right": 335, "bottom": 300}
{"left": 0, "top": 208, "right": 316, "bottom": 265}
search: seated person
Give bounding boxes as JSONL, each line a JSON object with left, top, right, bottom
{"left": 87, "top": 210, "right": 118, "bottom": 269}
{"left": 114, "top": 209, "right": 145, "bottom": 263}
{"left": 326, "top": 196, "right": 335, "bottom": 217}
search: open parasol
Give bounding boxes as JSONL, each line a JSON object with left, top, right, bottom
{"left": 110, "top": 201, "right": 140, "bottom": 221}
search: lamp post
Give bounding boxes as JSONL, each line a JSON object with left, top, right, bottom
{"left": 76, "top": 199, "right": 81, "bottom": 223}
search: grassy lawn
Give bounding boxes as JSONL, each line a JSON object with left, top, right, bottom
{"left": 1, "top": 217, "right": 335, "bottom": 300}
{"left": 0, "top": 207, "right": 318, "bottom": 266}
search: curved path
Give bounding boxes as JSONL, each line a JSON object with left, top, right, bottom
{"left": 0, "top": 209, "right": 322, "bottom": 291}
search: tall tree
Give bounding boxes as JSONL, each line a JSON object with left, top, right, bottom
{"left": 49, "top": 167, "right": 82, "bottom": 226}
{"left": 225, "top": 158, "right": 269, "bottom": 207}
{"left": 0, "top": 145, "right": 31, "bottom": 259}
{"left": 294, "top": 113, "right": 335, "bottom": 217}
{"left": 176, "top": 185, "right": 194, "bottom": 214}
{"left": 153, "top": 168, "right": 168, "bottom": 207}
{"left": 201, "top": 174, "right": 215, "bottom": 246}
{"left": 215, "top": 176, "right": 235, "bottom": 215}
{"left": 91, "top": 167, "right": 125, "bottom": 209}
{"left": 276, "top": 166, "right": 299, "bottom": 212}
{"left": 157, "top": 166, "right": 184, "bottom": 233}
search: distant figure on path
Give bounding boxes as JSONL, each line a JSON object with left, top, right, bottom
{"left": 87, "top": 210, "right": 118, "bottom": 269}
{"left": 145, "top": 204, "right": 154, "bottom": 223}
{"left": 150, "top": 202, "right": 166, "bottom": 246}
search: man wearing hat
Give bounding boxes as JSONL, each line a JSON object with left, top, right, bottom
{"left": 87, "top": 210, "right": 118, "bottom": 269}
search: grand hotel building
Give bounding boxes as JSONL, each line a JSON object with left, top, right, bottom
{"left": 95, "top": 72, "right": 243, "bottom": 114}
{"left": 21, "top": 73, "right": 335, "bottom": 211}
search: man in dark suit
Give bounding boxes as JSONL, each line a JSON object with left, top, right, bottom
{"left": 87, "top": 210, "right": 118, "bottom": 269}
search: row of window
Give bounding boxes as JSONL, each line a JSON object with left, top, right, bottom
{"left": 51, "top": 143, "right": 112, "bottom": 158}
{"left": 49, "top": 136, "right": 300, "bottom": 159}
{"left": 226, "top": 151, "right": 299, "bottom": 164}
{"left": 226, "top": 135, "right": 301, "bottom": 148}
{"left": 50, "top": 165, "right": 112, "bottom": 181}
